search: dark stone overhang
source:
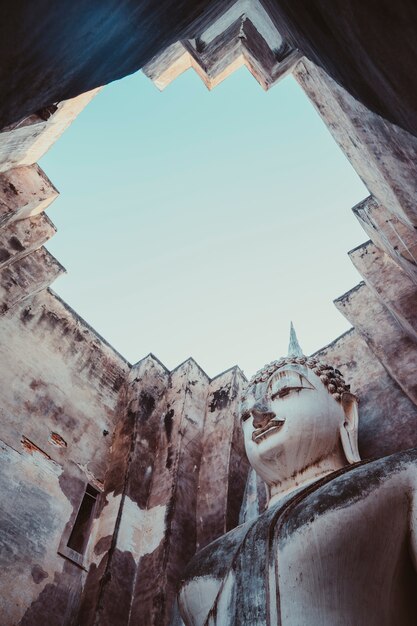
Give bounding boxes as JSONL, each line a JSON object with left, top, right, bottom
{"left": 1, "top": 0, "right": 417, "bottom": 136}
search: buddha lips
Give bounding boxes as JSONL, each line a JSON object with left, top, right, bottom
{"left": 253, "top": 418, "right": 286, "bottom": 443}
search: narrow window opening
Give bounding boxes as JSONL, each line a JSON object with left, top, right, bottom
{"left": 67, "top": 484, "right": 98, "bottom": 555}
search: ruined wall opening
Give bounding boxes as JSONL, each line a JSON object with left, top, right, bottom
{"left": 39, "top": 67, "right": 367, "bottom": 377}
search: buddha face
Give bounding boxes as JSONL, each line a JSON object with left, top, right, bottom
{"left": 241, "top": 364, "right": 352, "bottom": 487}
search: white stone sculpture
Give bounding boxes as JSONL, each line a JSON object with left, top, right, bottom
{"left": 178, "top": 324, "right": 417, "bottom": 625}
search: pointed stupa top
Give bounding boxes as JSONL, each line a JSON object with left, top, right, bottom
{"left": 287, "top": 322, "right": 303, "bottom": 357}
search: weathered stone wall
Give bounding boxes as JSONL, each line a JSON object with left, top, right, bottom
{"left": 315, "top": 329, "right": 417, "bottom": 460}
{"left": 0, "top": 284, "right": 249, "bottom": 626}
{"left": 77, "top": 358, "right": 247, "bottom": 626}
{"left": 0, "top": 288, "right": 130, "bottom": 625}
{"left": 293, "top": 58, "right": 417, "bottom": 229}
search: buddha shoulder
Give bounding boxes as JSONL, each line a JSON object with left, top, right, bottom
{"left": 178, "top": 521, "right": 251, "bottom": 626}
{"left": 279, "top": 447, "right": 417, "bottom": 543}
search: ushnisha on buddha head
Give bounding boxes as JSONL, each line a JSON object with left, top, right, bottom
{"left": 241, "top": 324, "right": 360, "bottom": 498}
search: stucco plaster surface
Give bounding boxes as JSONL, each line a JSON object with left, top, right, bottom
{"left": 353, "top": 196, "right": 417, "bottom": 285}
{"left": 0, "top": 165, "right": 58, "bottom": 228}
{"left": 0, "top": 90, "right": 100, "bottom": 172}
{"left": 0, "top": 439, "right": 75, "bottom": 625}
{"left": 116, "top": 496, "right": 167, "bottom": 562}
{"left": 315, "top": 328, "right": 417, "bottom": 459}
{"left": 335, "top": 283, "right": 417, "bottom": 408}
{"left": 0, "top": 288, "right": 129, "bottom": 625}
{"left": 349, "top": 240, "right": 417, "bottom": 342}
{"left": 294, "top": 58, "right": 417, "bottom": 228}
{"left": 0, "top": 213, "right": 56, "bottom": 271}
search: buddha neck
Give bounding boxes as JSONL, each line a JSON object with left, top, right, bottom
{"left": 267, "top": 451, "right": 347, "bottom": 509}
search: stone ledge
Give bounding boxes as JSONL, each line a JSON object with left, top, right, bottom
{"left": 0, "top": 213, "right": 56, "bottom": 271}
{"left": 0, "top": 164, "right": 58, "bottom": 229}
{"left": 0, "top": 247, "right": 65, "bottom": 314}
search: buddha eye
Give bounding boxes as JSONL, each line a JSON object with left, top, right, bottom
{"left": 269, "top": 369, "right": 315, "bottom": 399}
{"left": 270, "top": 386, "right": 299, "bottom": 400}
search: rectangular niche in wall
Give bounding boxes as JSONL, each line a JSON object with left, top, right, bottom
{"left": 67, "top": 484, "right": 99, "bottom": 553}
{"left": 58, "top": 483, "right": 99, "bottom": 567}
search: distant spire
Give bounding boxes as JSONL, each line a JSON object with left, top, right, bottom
{"left": 287, "top": 322, "right": 303, "bottom": 357}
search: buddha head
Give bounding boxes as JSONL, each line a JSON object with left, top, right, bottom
{"left": 241, "top": 324, "right": 360, "bottom": 490}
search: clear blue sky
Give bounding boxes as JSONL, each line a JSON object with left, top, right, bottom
{"left": 40, "top": 67, "right": 367, "bottom": 378}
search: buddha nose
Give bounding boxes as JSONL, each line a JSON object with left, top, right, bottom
{"left": 251, "top": 405, "right": 276, "bottom": 428}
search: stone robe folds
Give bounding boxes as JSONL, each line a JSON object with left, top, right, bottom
{"left": 179, "top": 448, "right": 417, "bottom": 626}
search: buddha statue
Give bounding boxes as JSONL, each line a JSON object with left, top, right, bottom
{"left": 178, "top": 325, "right": 417, "bottom": 626}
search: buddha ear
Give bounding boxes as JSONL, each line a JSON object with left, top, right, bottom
{"left": 340, "top": 392, "right": 361, "bottom": 464}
